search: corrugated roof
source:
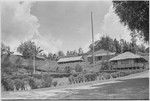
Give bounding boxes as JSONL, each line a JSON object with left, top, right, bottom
{"left": 87, "top": 49, "right": 115, "bottom": 57}
{"left": 109, "top": 51, "right": 147, "bottom": 61}
{"left": 57, "top": 56, "right": 83, "bottom": 63}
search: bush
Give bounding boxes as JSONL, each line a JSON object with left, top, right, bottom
{"left": 1, "top": 78, "right": 14, "bottom": 91}
{"left": 64, "top": 66, "right": 71, "bottom": 73}
{"left": 110, "top": 71, "right": 131, "bottom": 78}
{"left": 71, "top": 70, "right": 76, "bottom": 75}
{"left": 76, "top": 74, "right": 84, "bottom": 83}
{"left": 42, "top": 74, "right": 53, "bottom": 87}
{"left": 55, "top": 67, "right": 59, "bottom": 72}
{"left": 14, "top": 79, "right": 24, "bottom": 90}
{"left": 27, "top": 77, "right": 37, "bottom": 89}
{"left": 50, "top": 73, "right": 71, "bottom": 78}
{"left": 84, "top": 73, "right": 97, "bottom": 82}
{"left": 32, "top": 74, "right": 42, "bottom": 79}
{"left": 34, "top": 79, "right": 43, "bottom": 88}
{"left": 68, "top": 75, "right": 74, "bottom": 84}
{"left": 52, "top": 81, "right": 58, "bottom": 87}
{"left": 110, "top": 72, "right": 118, "bottom": 78}
{"left": 75, "top": 64, "right": 83, "bottom": 72}
{"left": 119, "top": 71, "right": 129, "bottom": 77}
{"left": 102, "top": 73, "right": 111, "bottom": 79}
{"left": 11, "top": 75, "right": 29, "bottom": 80}
{"left": 100, "top": 61, "right": 110, "bottom": 71}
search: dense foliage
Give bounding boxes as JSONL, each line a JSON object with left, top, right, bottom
{"left": 17, "top": 41, "right": 43, "bottom": 59}
{"left": 113, "top": 1, "right": 149, "bottom": 42}
{"left": 89, "top": 36, "right": 148, "bottom": 53}
{"left": 2, "top": 74, "right": 53, "bottom": 91}
{"left": 64, "top": 66, "right": 72, "bottom": 73}
{"left": 100, "top": 61, "right": 111, "bottom": 71}
{"left": 75, "top": 64, "right": 83, "bottom": 72}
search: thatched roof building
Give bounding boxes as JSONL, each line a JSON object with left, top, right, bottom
{"left": 109, "top": 51, "right": 148, "bottom": 70}
{"left": 87, "top": 49, "right": 115, "bottom": 57}
{"left": 109, "top": 52, "right": 147, "bottom": 62}
{"left": 57, "top": 56, "right": 84, "bottom": 64}
{"left": 87, "top": 49, "right": 115, "bottom": 63}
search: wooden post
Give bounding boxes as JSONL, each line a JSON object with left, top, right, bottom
{"left": 33, "top": 54, "right": 35, "bottom": 74}
{"left": 91, "top": 12, "right": 95, "bottom": 67}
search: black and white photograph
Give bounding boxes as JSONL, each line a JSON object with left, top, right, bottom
{"left": 1, "top": 0, "right": 149, "bottom": 100}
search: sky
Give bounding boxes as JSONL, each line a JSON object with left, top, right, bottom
{"left": 2, "top": 1, "right": 138, "bottom": 54}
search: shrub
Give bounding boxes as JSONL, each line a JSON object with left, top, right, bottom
{"left": 52, "top": 81, "right": 58, "bottom": 87}
{"left": 110, "top": 72, "right": 118, "bottom": 78}
{"left": 27, "top": 77, "right": 37, "bottom": 89}
{"left": 55, "top": 67, "right": 59, "bottom": 72}
{"left": 68, "top": 75, "right": 74, "bottom": 84}
{"left": 119, "top": 71, "right": 129, "bottom": 77}
{"left": 72, "top": 73, "right": 78, "bottom": 77}
{"left": 71, "top": 70, "right": 76, "bottom": 75}
{"left": 34, "top": 79, "right": 43, "bottom": 88}
{"left": 84, "top": 73, "right": 97, "bottom": 82}
{"left": 102, "top": 73, "right": 111, "bottom": 79}
{"left": 50, "top": 73, "right": 71, "bottom": 78}
{"left": 1, "top": 78, "right": 14, "bottom": 91}
{"left": 64, "top": 66, "right": 71, "bottom": 73}
{"left": 32, "top": 74, "right": 42, "bottom": 79}
{"left": 75, "top": 64, "right": 83, "bottom": 72}
{"left": 76, "top": 74, "right": 84, "bottom": 83}
{"left": 11, "top": 75, "right": 29, "bottom": 80}
{"left": 42, "top": 74, "right": 53, "bottom": 87}
{"left": 100, "top": 61, "right": 110, "bottom": 71}
{"left": 14, "top": 79, "right": 24, "bottom": 90}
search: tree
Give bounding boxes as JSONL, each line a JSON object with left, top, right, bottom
{"left": 17, "top": 41, "right": 43, "bottom": 59}
{"left": 52, "top": 54, "right": 58, "bottom": 61}
{"left": 138, "top": 44, "right": 146, "bottom": 53}
{"left": 113, "top": 1, "right": 149, "bottom": 42}
{"left": 114, "top": 39, "right": 121, "bottom": 53}
{"left": 66, "top": 51, "right": 70, "bottom": 56}
{"left": 120, "top": 39, "right": 131, "bottom": 52}
{"left": 78, "top": 48, "right": 83, "bottom": 55}
{"left": 89, "top": 35, "right": 116, "bottom": 52}
{"left": 130, "top": 31, "right": 138, "bottom": 53}
{"left": 17, "top": 41, "right": 43, "bottom": 74}
{"left": 1, "top": 43, "right": 15, "bottom": 76}
{"left": 66, "top": 50, "right": 78, "bottom": 56}
{"left": 1, "top": 43, "right": 13, "bottom": 55}
{"left": 47, "top": 53, "right": 53, "bottom": 60}
{"left": 73, "top": 50, "right": 78, "bottom": 56}
{"left": 40, "top": 53, "right": 47, "bottom": 59}
{"left": 57, "top": 51, "right": 65, "bottom": 57}
{"left": 145, "top": 47, "right": 149, "bottom": 53}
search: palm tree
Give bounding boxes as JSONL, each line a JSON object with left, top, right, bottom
{"left": 17, "top": 41, "right": 43, "bottom": 74}
{"left": 33, "top": 46, "right": 43, "bottom": 74}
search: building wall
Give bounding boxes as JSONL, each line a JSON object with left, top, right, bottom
{"left": 87, "top": 55, "right": 115, "bottom": 63}
{"left": 111, "top": 59, "right": 146, "bottom": 69}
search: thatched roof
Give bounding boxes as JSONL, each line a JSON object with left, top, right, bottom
{"left": 109, "top": 51, "right": 147, "bottom": 62}
{"left": 57, "top": 56, "right": 83, "bottom": 63}
{"left": 87, "top": 49, "right": 115, "bottom": 57}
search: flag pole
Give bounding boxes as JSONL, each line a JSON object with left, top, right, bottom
{"left": 91, "top": 12, "right": 95, "bottom": 67}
